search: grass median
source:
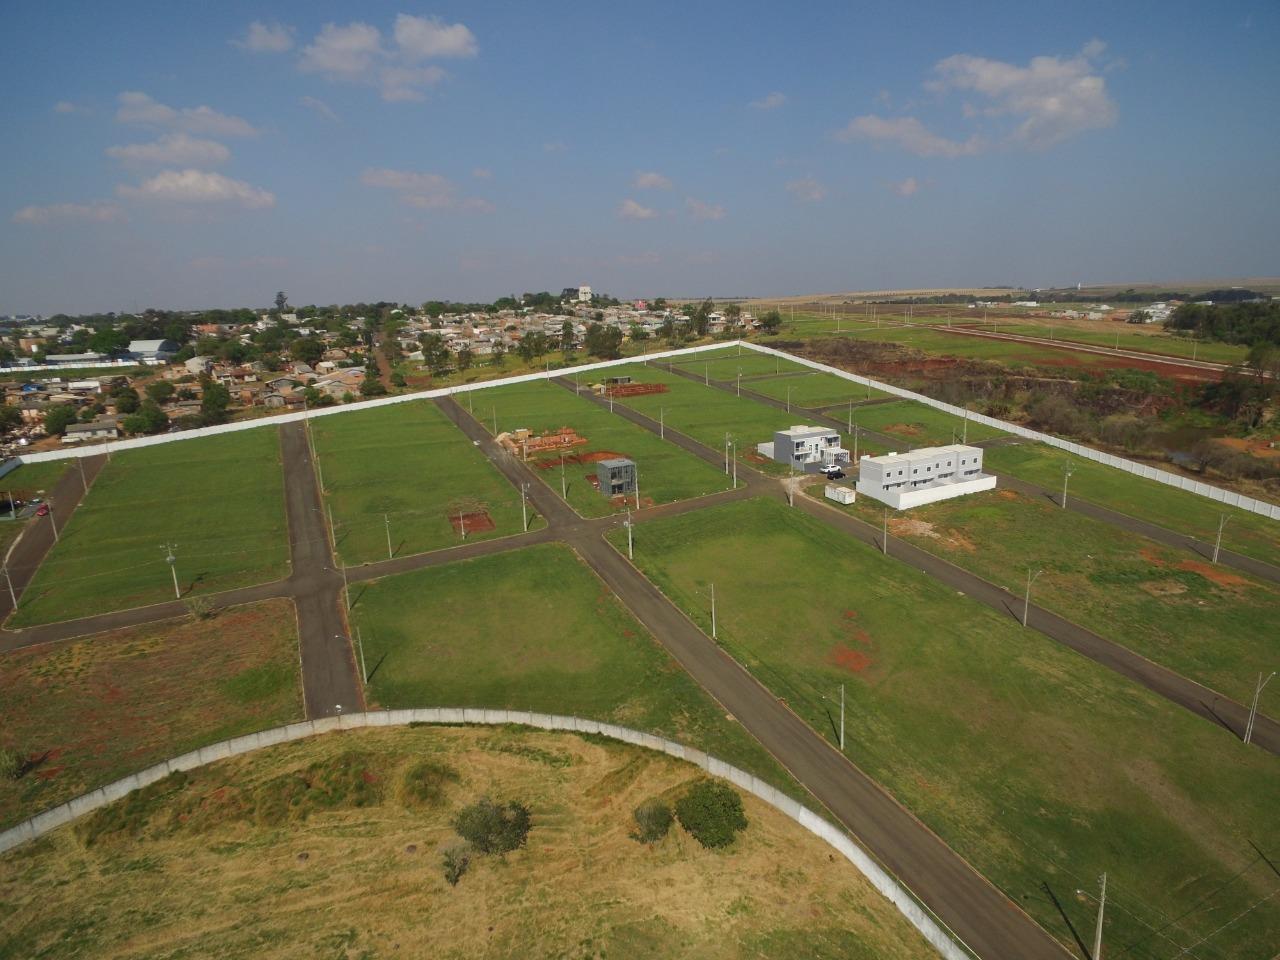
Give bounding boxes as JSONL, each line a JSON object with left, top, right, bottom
{"left": 608, "top": 496, "right": 1280, "bottom": 960}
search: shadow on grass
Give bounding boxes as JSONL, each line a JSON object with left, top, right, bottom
{"left": 366, "top": 651, "right": 388, "bottom": 683}
{"left": 1041, "top": 881, "right": 1092, "bottom": 959}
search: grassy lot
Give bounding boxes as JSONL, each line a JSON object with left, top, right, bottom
{"left": 667, "top": 351, "right": 809, "bottom": 381}
{"left": 350, "top": 542, "right": 798, "bottom": 797}
{"left": 962, "top": 321, "right": 1247, "bottom": 364}
{"left": 606, "top": 364, "right": 853, "bottom": 476}
{"left": 987, "top": 442, "right": 1280, "bottom": 568}
{"left": 793, "top": 325, "right": 1081, "bottom": 364}
{"left": 845, "top": 398, "right": 1006, "bottom": 446}
{"left": 473, "top": 380, "right": 732, "bottom": 517}
{"left": 0, "top": 460, "right": 71, "bottom": 555}
{"left": 11, "top": 430, "right": 289, "bottom": 626}
{"left": 838, "top": 485, "right": 1280, "bottom": 695}
{"left": 744, "top": 371, "right": 892, "bottom": 408}
{"left": 609, "top": 497, "right": 1280, "bottom": 960}
{"left": 0, "top": 726, "right": 934, "bottom": 960}
{"left": 312, "top": 400, "right": 536, "bottom": 565}
{"left": 0, "top": 598, "right": 301, "bottom": 829}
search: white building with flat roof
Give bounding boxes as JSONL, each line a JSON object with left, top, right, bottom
{"left": 856, "top": 444, "right": 995, "bottom": 509}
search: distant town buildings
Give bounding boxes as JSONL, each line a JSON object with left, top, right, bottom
{"left": 856, "top": 444, "right": 995, "bottom": 509}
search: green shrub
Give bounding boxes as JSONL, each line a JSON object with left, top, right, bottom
{"left": 441, "top": 841, "right": 471, "bottom": 886}
{"left": 397, "top": 760, "right": 459, "bottom": 808}
{"left": 452, "top": 797, "right": 531, "bottom": 855}
{"left": 630, "top": 799, "right": 673, "bottom": 843}
{"left": 0, "top": 746, "right": 25, "bottom": 781}
{"left": 675, "top": 781, "right": 747, "bottom": 849}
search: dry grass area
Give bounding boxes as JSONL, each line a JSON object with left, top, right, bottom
{"left": 0, "top": 726, "right": 934, "bottom": 960}
{"left": 0, "top": 599, "right": 302, "bottom": 829}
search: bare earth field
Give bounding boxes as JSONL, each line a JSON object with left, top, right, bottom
{"left": 0, "top": 726, "right": 935, "bottom": 960}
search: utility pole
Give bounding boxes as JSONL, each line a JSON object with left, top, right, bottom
{"left": 786, "top": 385, "right": 792, "bottom": 413}
{"left": 1061, "top": 463, "right": 1074, "bottom": 509}
{"left": 1212, "top": 514, "right": 1228, "bottom": 564}
{"left": 384, "top": 514, "right": 393, "bottom": 559}
{"left": 1244, "top": 671, "right": 1276, "bottom": 745}
{"left": 2, "top": 564, "right": 16, "bottom": 609}
{"left": 521, "top": 483, "right": 529, "bottom": 531}
{"left": 48, "top": 502, "right": 59, "bottom": 542}
{"left": 560, "top": 457, "right": 567, "bottom": 498}
{"left": 839, "top": 684, "right": 845, "bottom": 750}
{"left": 624, "top": 508, "right": 634, "bottom": 559}
{"left": 736, "top": 370, "right": 741, "bottom": 397}
{"left": 710, "top": 582, "right": 716, "bottom": 639}
{"left": 634, "top": 465, "right": 640, "bottom": 511}
{"left": 492, "top": 405, "right": 498, "bottom": 435}
{"left": 163, "top": 543, "right": 180, "bottom": 600}
{"left": 459, "top": 508, "right": 467, "bottom": 540}
{"left": 341, "top": 561, "right": 350, "bottom": 610}
{"left": 853, "top": 424, "right": 859, "bottom": 462}
{"left": 356, "top": 628, "right": 368, "bottom": 684}
{"left": 1092, "top": 873, "right": 1107, "bottom": 960}
{"left": 848, "top": 400, "right": 853, "bottom": 434}
{"left": 882, "top": 508, "right": 888, "bottom": 554}
{"left": 1023, "top": 567, "right": 1043, "bottom": 627}
{"left": 724, "top": 432, "right": 730, "bottom": 475}
{"left": 731, "top": 441, "right": 737, "bottom": 487}
{"left": 659, "top": 406, "right": 664, "bottom": 439}
{"left": 962, "top": 406, "right": 968, "bottom": 444}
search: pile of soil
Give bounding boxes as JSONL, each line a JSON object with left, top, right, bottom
{"left": 448, "top": 510, "right": 495, "bottom": 534}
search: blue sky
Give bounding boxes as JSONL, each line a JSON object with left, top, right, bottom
{"left": 2, "top": 1, "right": 1277, "bottom": 313}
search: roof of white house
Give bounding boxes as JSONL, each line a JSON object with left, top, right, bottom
{"left": 863, "top": 444, "right": 980, "bottom": 465}
{"left": 777, "top": 424, "right": 836, "bottom": 438}
{"left": 128, "top": 339, "right": 175, "bottom": 352}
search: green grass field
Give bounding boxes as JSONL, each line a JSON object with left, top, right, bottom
{"left": 606, "top": 364, "right": 862, "bottom": 475}
{"left": 473, "top": 380, "right": 732, "bottom": 517}
{"left": 743, "top": 371, "right": 892, "bottom": 408}
{"left": 987, "top": 443, "right": 1280, "bottom": 568}
{"left": 960, "top": 321, "right": 1247, "bottom": 364}
{"left": 11, "top": 430, "right": 289, "bottom": 626}
{"left": 312, "top": 400, "right": 536, "bottom": 565}
{"left": 843, "top": 398, "right": 1006, "bottom": 446}
{"left": 0, "top": 460, "right": 71, "bottom": 555}
{"left": 666, "top": 351, "right": 810, "bottom": 381}
{"left": 609, "top": 497, "right": 1280, "bottom": 960}
{"left": 349, "top": 542, "right": 799, "bottom": 798}
{"left": 839, "top": 486, "right": 1280, "bottom": 695}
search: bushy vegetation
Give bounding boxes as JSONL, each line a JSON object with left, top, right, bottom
{"left": 451, "top": 797, "right": 532, "bottom": 855}
{"left": 0, "top": 745, "right": 25, "bottom": 781}
{"left": 630, "top": 798, "right": 673, "bottom": 843}
{"left": 675, "top": 781, "right": 747, "bottom": 849}
{"left": 1167, "top": 300, "right": 1280, "bottom": 345}
{"left": 441, "top": 840, "right": 472, "bottom": 886}
{"left": 397, "top": 760, "right": 459, "bottom": 808}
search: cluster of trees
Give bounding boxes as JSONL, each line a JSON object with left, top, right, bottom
{"left": 1165, "top": 301, "right": 1280, "bottom": 346}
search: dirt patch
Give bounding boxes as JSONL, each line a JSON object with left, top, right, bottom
{"left": 449, "top": 510, "right": 495, "bottom": 534}
{"left": 1176, "top": 559, "right": 1250, "bottom": 590}
{"left": 745, "top": 451, "right": 770, "bottom": 464}
{"left": 888, "top": 517, "right": 938, "bottom": 539}
{"left": 1214, "top": 437, "right": 1280, "bottom": 460}
{"left": 605, "top": 382, "right": 668, "bottom": 397}
{"left": 829, "top": 645, "right": 872, "bottom": 673}
{"left": 881, "top": 423, "right": 925, "bottom": 439}
{"left": 942, "top": 533, "right": 977, "bottom": 553}
{"left": 609, "top": 494, "right": 654, "bottom": 509}
{"left": 1140, "top": 580, "right": 1188, "bottom": 597}
{"left": 533, "top": 450, "right": 629, "bottom": 470}
{"left": 996, "top": 489, "right": 1020, "bottom": 501}
{"left": 1139, "top": 546, "right": 1167, "bottom": 567}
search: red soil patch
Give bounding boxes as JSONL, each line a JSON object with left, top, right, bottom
{"left": 1176, "top": 559, "right": 1251, "bottom": 590}
{"left": 996, "top": 489, "right": 1020, "bottom": 501}
{"left": 842, "top": 609, "right": 858, "bottom": 620}
{"left": 829, "top": 645, "right": 872, "bottom": 673}
{"left": 449, "top": 510, "right": 495, "bottom": 534}
{"left": 533, "top": 449, "right": 628, "bottom": 470}
{"left": 610, "top": 494, "right": 654, "bottom": 509}
{"left": 34, "top": 766, "right": 64, "bottom": 781}
{"left": 606, "top": 382, "right": 668, "bottom": 397}
{"left": 745, "top": 451, "right": 770, "bottom": 464}
{"left": 1214, "top": 437, "right": 1280, "bottom": 460}
{"left": 882, "top": 423, "right": 925, "bottom": 438}
{"left": 1139, "top": 546, "right": 1167, "bottom": 567}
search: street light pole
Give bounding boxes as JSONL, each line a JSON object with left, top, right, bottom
{"left": 625, "top": 508, "right": 633, "bottom": 560}
{"left": 560, "top": 457, "right": 567, "bottom": 498}
{"left": 356, "top": 627, "right": 368, "bottom": 684}
{"left": 1212, "top": 514, "right": 1228, "bottom": 564}
{"left": 1023, "top": 567, "right": 1044, "bottom": 627}
{"left": 384, "top": 514, "right": 393, "bottom": 560}
{"left": 1061, "top": 464, "right": 1074, "bottom": 509}
{"left": 840, "top": 683, "right": 845, "bottom": 750}
{"left": 163, "top": 543, "right": 180, "bottom": 600}
{"left": 2, "top": 564, "right": 16, "bottom": 609}
{"left": 786, "top": 385, "right": 792, "bottom": 413}
{"left": 724, "top": 432, "right": 730, "bottom": 475}
{"left": 710, "top": 582, "right": 716, "bottom": 639}
{"left": 1244, "top": 671, "right": 1276, "bottom": 745}
{"left": 521, "top": 483, "right": 528, "bottom": 531}
{"left": 731, "top": 441, "right": 737, "bottom": 487}
{"left": 736, "top": 370, "right": 741, "bottom": 397}
{"left": 634, "top": 465, "right": 640, "bottom": 511}
{"left": 1092, "top": 873, "right": 1107, "bottom": 960}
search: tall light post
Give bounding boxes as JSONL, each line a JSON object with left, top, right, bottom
{"left": 731, "top": 440, "right": 737, "bottom": 487}
{"left": 1061, "top": 463, "right": 1075, "bottom": 509}
{"left": 710, "top": 582, "right": 717, "bottom": 639}
{"left": 521, "top": 483, "right": 529, "bottom": 531}
{"left": 1023, "top": 567, "right": 1044, "bottom": 627}
{"left": 163, "top": 542, "right": 180, "bottom": 599}
{"left": 724, "top": 432, "right": 731, "bottom": 475}
{"left": 633, "top": 464, "right": 640, "bottom": 511}
{"left": 1244, "top": 671, "right": 1276, "bottom": 745}
{"left": 624, "top": 508, "right": 634, "bottom": 560}
{"left": 1212, "top": 514, "right": 1228, "bottom": 564}
{"left": 355, "top": 628, "right": 368, "bottom": 684}
{"left": 736, "top": 369, "right": 742, "bottom": 397}
{"left": 786, "top": 384, "right": 792, "bottom": 413}
{"left": 1092, "top": 873, "right": 1107, "bottom": 960}
{"left": 560, "top": 456, "right": 567, "bottom": 499}
{"left": 384, "top": 514, "right": 393, "bottom": 560}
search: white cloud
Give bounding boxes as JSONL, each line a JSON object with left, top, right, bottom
{"left": 300, "top": 96, "right": 339, "bottom": 121}
{"left": 686, "top": 197, "right": 725, "bottom": 221}
{"left": 618, "top": 199, "right": 657, "bottom": 220}
{"left": 380, "top": 65, "right": 446, "bottom": 102}
{"left": 53, "top": 100, "right": 87, "bottom": 115}
{"left": 116, "top": 91, "right": 257, "bottom": 137}
{"left": 12, "top": 201, "right": 123, "bottom": 225}
{"left": 106, "top": 133, "right": 231, "bottom": 166}
{"left": 393, "top": 14, "right": 477, "bottom": 59}
{"left": 888, "top": 177, "right": 921, "bottom": 197}
{"left": 543, "top": 141, "right": 567, "bottom": 153}
{"left": 471, "top": 167, "right": 492, "bottom": 179}
{"left": 785, "top": 177, "right": 826, "bottom": 202}
{"left": 237, "top": 21, "right": 294, "bottom": 53}
{"left": 617, "top": 251, "right": 661, "bottom": 266}
{"left": 930, "top": 42, "right": 1117, "bottom": 147}
{"left": 299, "top": 16, "right": 475, "bottom": 102}
{"left": 835, "top": 115, "right": 982, "bottom": 157}
{"left": 360, "top": 167, "right": 490, "bottom": 212}
{"left": 751, "top": 91, "right": 787, "bottom": 110}
{"left": 300, "top": 22, "right": 383, "bottom": 78}
{"left": 117, "top": 169, "right": 275, "bottom": 208}
{"left": 633, "top": 171, "right": 672, "bottom": 190}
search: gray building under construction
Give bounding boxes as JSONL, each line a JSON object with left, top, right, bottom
{"left": 596, "top": 457, "right": 636, "bottom": 496}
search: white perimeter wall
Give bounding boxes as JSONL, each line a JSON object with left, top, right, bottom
{"left": 0, "top": 710, "right": 977, "bottom": 960}
{"left": 9, "top": 338, "right": 1277, "bottom": 523}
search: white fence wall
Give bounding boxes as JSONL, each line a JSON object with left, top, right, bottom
{"left": 15, "top": 337, "right": 1275, "bottom": 522}
{"left": 0, "top": 710, "right": 975, "bottom": 960}
{"left": 735, "top": 341, "right": 1280, "bottom": 522}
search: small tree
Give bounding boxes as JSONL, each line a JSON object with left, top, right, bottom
{"left": 758, "top": 310, "right": 782, "bottom": 335}
{"left": 145, "top": 380, "right": 175, "bottom": 404}
{"left": 452, "top": 798, "right": 531, "bottom": 855}
{"left": 43, "top": 403, "right": 79, "bottom": 436}
{"left": 457, "top": 346, "right": 474, "bottom": 372}
{"left": 630, "top": 799, "right": 673, "bottom": 843}
{"left": 490, "top": 342, "right": 506, "bottom": 367}
{"left": 675, "top": 781, "right": 747, "bottom": 849}
{"left": 442, "top": 841, "right": 471, "bottom": 886}
{"left": 0, "top": 746, "right": 24, "bottom": 781}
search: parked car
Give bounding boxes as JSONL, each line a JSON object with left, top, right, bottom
{"left": 35, "top": 504, "right": 48, "bottom": 517}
